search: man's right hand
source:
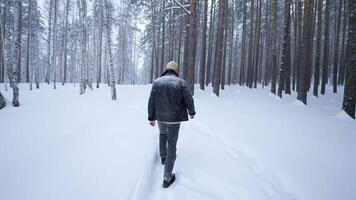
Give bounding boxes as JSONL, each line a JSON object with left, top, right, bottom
{"left": 149, "top": 121, "right": 155, "bottom": 127}
{"left": 190, "top": 115, "right": 195, "bottom": 119}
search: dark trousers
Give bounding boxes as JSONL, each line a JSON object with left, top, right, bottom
{"left": 158, "top": 122, "right": 181, "bottom": 180}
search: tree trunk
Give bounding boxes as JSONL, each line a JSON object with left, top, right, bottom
{"left": 199, "top": 0, "right": 208, "bottom": 90}
{"left": 271, "top": 0, "right": 278, "bottom": 94}
{"left": 11, "top": 0, "right": 21, "bottom": 107}
{"left": 79, "top": 0, "right": 88, "bottom": 94}
{"left": 52, "top": 0, "right": 58, "bottom": 89}
{"left": 45, "top": 0, "right": 53, "bottom": 84}
{"left": 313, "top": 0, "right": 323, "bottom": 97}
{"left": 26, "top": 0, "right": 32, "bottom": 84}
{"left": 104, "top": 0, "right": 117, "bottom": 100}
{"left": 338, "top": 0, "right": 347, "bottom": 85}
{"left": 239, "top": 0, "right": 247, "bottom": 86}
{"left": 0, "top": 4, "right": 5, "bottom": 83}
{"left": 62, "top": 0, "right": 70, "bottom": 85}
{"left": 342, "top": 0, "right": 356, "bottom": 118}
{"left": 206, "top": 0, "right": 215, "bottom": 86}
{"left": 213, "top": 0, "right": 226, "bottom": 96}
{"left": 333, "top": 0, "right": 343, "bottom": 93}
{"left": 321, "top": 0, "right": 330, "bottom": 95}
{"left": 246, "top": 0, "right": 255, "bottom": 88}
{"left": 297, "top": 0, "right": 313, "bottom": 104}
{"left": 278, "top": 0, "right": 291, "bottom": 97}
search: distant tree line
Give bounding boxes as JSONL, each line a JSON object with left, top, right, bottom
{"left": 139, "top": 0, "right": 356, "bottom": 119}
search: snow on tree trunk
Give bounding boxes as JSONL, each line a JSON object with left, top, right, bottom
{"left": 104, "top": 0, "right": 117, "bottom": 100}
{"left": 11, "top": 0, "right": 21, "bottom": 107}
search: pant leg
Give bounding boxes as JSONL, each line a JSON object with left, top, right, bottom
{"left": 158, "top": 122, "right": 168, "bottom": 159}
{"left": 164, "top": 123, "right": 181, "bottom": 180}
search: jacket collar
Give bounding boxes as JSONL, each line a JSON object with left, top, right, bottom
{"left": 161, "top": 69, "right": 179, "bottom": 77}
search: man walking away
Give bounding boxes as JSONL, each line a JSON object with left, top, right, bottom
{"left": 148, "top": 61, "right": 196, "bottom": 188}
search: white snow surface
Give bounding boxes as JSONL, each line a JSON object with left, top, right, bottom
{"left": 1, "top": 84, "right": 355, "bottom": 200}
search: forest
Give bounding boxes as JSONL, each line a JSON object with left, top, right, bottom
{"left": 0, "top": 0, "right": 355, "bottom": 118}
{"left": 1, "top": 0, "right": 356, "bottom": 199}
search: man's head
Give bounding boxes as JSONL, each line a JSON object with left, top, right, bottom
{"left": 166, "top": 61, "right": 179, "bottom": 73}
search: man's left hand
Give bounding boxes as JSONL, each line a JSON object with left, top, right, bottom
{"left": 149, "top": 121, "right": 155, "bottom": 127}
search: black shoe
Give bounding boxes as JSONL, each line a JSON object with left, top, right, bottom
{"left": 163, "top": 174, "right": 176, "bottom": 188}
{"left": 161, "top": 157, "right": 166, "bottom": 165}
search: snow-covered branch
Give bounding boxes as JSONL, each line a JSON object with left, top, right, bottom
{"left": 172, "top": 0, "right": 191, "bottom": 15}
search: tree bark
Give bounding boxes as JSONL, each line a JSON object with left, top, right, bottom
{"left": 11, "top": 0, "right": 21, "bottom": 107}
{"left": 313, "top": 0, "right": 323, "bottom": 97}
{"left": 199, "top": 0, "right": 208, "bottom": 90}
{"left": 278, "top": 0, "right": 291, "bottom": 97}
{"left": 333, "top": 0, "right": 343, "bottom": 93}
{"left": 297, "top": 0, "right": 313, "bottom": 104}
{"left": 213, "top": 0, "right": 226, "bottom": 96}
{"left": 321, "top": 0, "right": 330, "bottom": 95}
{"left": 45, "top": 0, "right": 53, "bottom": 84}
{"left": 342, "top": 0, "right": 356, "bottom": 118}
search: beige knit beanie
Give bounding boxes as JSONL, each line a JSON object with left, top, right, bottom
{"left": 166, "top": 61, "right": 179, "bottom": 72}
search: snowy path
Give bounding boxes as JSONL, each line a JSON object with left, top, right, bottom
{"left": 135, "top": 119, "right": 297, "bottom": 200}
{"left": 1, "top": 84, "right": 356, "bottom": 200}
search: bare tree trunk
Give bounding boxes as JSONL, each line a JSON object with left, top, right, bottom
{"left": 313, "top": 0, "right": 323, "bottom": 96}
{"left": 11, "top": 0, "right": 21, "bottom": 107}
{"left": 321, "top": 0, "right": 330, "bottom": 95}
{"left": 298, "top": 0, "right": 313, "bottom": 104}
{"left": 79, "top": 0, "right": 88, "bottom": 94}
{"left": 206, "top": 0, "right": 215, "bottom": 86}
{"left": 45, "top": 0, "right": 53, "bottom": 84}
{"left": 199, "top": 0, "right": 208, "bottom": 90}
{"left": 338, "top": 0, "right": 347, "bottom": 85}
{"left": 333, "top": 0, "right": 343, "bottom": 93}
{"left": 246, "top": 0, "right": 255, "bottom": 88}
{"left": 213, "top": 0, "right": 226, "bottom": 96}
{"left": 278, "top": 0, "right": 291, "bottom": 97}
{"left": 52, "top": 0, "right": 58, "bottom": 89}
{"left": 342, "top": 0, "right": 356, "bottom": 118}
{"left": 26, "top": 0, "right": 32, "bottom": 84}
{"left": 239, "top": 0, "right": 247, "bottom": 86}
{"left": 253, "top": 0, "right": 262, "bottom": 89}
{"left": 62, "top": 0, "right": 70, "bottom": 85}
{"left": 0, "top": 4, "right": 5, "bottom": 83}
{"left": 271, "top": 0, "right": 278, "bottom": 94}
{"left": 104, "top": 0, "right": 117, "bottom": 100}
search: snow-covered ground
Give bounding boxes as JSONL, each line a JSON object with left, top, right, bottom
{"left": 0, "top": 84, "right": 355, "bottom": 200}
